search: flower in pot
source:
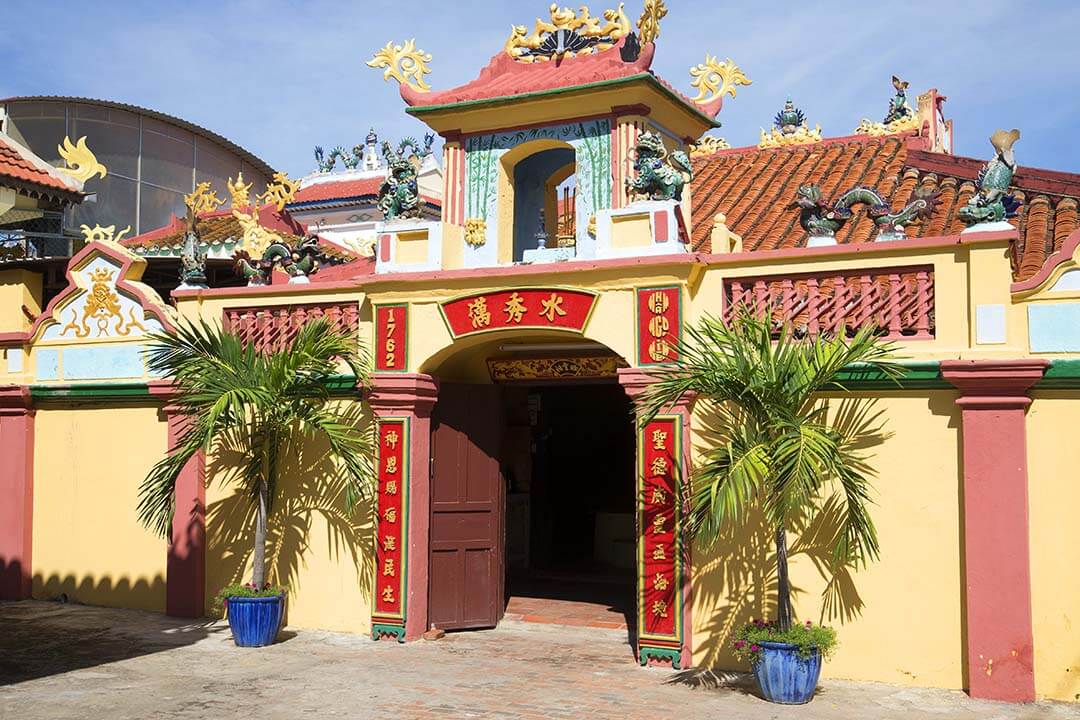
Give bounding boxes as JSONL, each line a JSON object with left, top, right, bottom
{"left": 138, "top": 318, "right": 375, "bottom": 647}
{"left": 638, "top": 310, "right": 897, "bottom": 703}
{"left": 733, "top": 619, "right": 837, "bottom": 704}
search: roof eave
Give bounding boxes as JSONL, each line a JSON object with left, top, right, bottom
{"left": 406, "top": 74, "right": 720, "bottom": 129}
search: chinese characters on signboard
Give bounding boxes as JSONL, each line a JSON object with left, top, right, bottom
{"left": 373, "top": 419, "right": 408, "bottom": 629}
{"left": 374, "top": 305, "right": 407, "bottom": 372}
{"left": 639, "top": 416, "right": 681, "bottom": 648}
{"left": 637, "top": 286, "right": 680, "bottom": 365}
{"left": 439, "top": 288, "right": 597, "bottom": 338}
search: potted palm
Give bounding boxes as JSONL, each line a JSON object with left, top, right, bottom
{"left": 138, "top": 317, "right": 374, "bottom": 647}
{"left": 639, "top": 311, "right": 899, "bottom": 704}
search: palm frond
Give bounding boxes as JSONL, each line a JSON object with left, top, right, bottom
{"left": 137, "top": 315, "right": 376, "bottom": 540}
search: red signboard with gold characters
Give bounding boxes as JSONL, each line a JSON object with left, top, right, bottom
{"left": 372, "top": 418, "right": 409, "bottom": 641}
{"left": 439, "top": 288, "right": 597, "bottom": 338}
{"left": 637, "top": 286, "right": 681, "bottom": 365}
{"left": 374, "top": 304, "right": 407, "bottom": 372}
{"left": 638, "top": 415, "right": 683, "bottom": 666}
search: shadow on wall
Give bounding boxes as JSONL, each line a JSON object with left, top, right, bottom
{"left": 687, "top": 398, "right": 890, "bottom": 671}
{"left": 205, "top": 402, "right": 376, "bottom": 625}
{"left": 32, "top": 571, "right": 166, "bottom": 613}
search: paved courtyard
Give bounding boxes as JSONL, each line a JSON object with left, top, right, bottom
{"left": 0, "top": 601, "right": 1074, "bottom": 720}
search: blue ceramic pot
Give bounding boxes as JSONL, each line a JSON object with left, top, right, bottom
{"left": 752, "top": 641, "right": 822, "bottom": 704}
{"left": 226, "top": 594, "right": 284, "bottom": 647}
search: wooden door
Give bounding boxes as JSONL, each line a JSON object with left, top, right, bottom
{"left": 428, "top": 383, "right": 505, "bottom": 630}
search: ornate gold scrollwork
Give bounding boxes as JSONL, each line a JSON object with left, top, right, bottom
{"left": 184, "top": 182, "right": 225, "bottom": 215}
{"left": 854, "top": 114, "right": 921, "bottom": 137}
{"left": 57, "top": 136, "right": 107, "bottom": 183}
{"left": 636, "top": 0, "right": 667, "bottom": 44}
{"left": 80, "top": 223, "right": 131, "bottom": 246}
{"left": 367, "top": 39, "right": 433, "bottom": 93}
{"left": 758, "top": 123, "right": 824, "bottom": 149}
{"left": 257, "top": 171, "right": 300, "bottom": 211}
{"left": 233, "top": 206, "right": 282, "bottom": 258}
{"left": 227, "top": 172, "right": 253, "bottom": 209}
{"left": 464, "top": 218, "right": 487, "bottom": 247}
{"left": 505, "top": 3, "right": 630, "bottom": 63}
{"left": 689, "top": 55, "right": 752, "bottom": 105}
{"left": 690, "top": 135, "right": 731, "bottom": 157}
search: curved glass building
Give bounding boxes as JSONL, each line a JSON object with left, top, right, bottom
{"left": 0, "top": 96, "right": 275, "bottom": 236}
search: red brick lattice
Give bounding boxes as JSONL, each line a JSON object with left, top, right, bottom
{"left": 723, "top": 265, "right": 935, "bottom": 339}
{"left": 223, "top": 302, "right": 360, "bottom": 353}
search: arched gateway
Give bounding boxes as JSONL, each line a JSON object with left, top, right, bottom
{"left": 367, "top": 290, "right": 695, "bottom": 668}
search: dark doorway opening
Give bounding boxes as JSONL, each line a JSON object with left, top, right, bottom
{"left": 501, "top": 383, "right": 636, "bottom": 630}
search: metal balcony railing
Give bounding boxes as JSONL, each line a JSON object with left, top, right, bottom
{"left": 0, "top": 230, "right": 77, "bottom": 261}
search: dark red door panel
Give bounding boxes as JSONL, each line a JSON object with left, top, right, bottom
{"left": 428, "top": 384, "right": 504, "bottom": 630}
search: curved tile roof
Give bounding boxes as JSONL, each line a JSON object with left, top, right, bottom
{"left": 2, "top": 96, "right": 277, "bottom": 179}
{"left": 0, "top": 131, "right": 83, "bottom": 202}
{"left": 690, "top": 132, "right": 1080, "bottom": 281}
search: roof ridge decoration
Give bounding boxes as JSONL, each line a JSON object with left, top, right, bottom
{"left": 257, "top": 172, "right": 300, "bottom": 211}
{"left": 80, "top": 223, "right": 131, "bottom": 247}
{"left": 759, "top": 99, "right": 823, "bottom": 148}
{"left": 958, "top": 129, "right": 1023, "bottom": 228}
{"left": 790, "top": 183, "right": 940, "bottom": 242}
{"left": 184, "top": 182, "right": 225, "bottom": 215}
{"left": 179, "top": 202, "right": 208, "bottom": 290}
{"left": 227, "top": 172, "right": 253, "bottom": 209}
{"left": 504, "top": 3, "right": 633, "bottom": 63}
{"left": 854, "top": 75, "right": 921, "bottom": 137}
{"left": 690, "top": 135, "right": 731, "bottom": 158}
{"left": 636, "top": 0, "right": 667, "bottom": 44}
{"left": 377, "top": 139, "right": 424, "bottom": 220}
{"left": 689, "top": 55, "right": 751, "bottom": 118}
{"left": 367, "top": 39, "right": 433, "bottom": 93}
{"left": 626, "top": 130, "right": 692, "bottom": 201}
{"left": 57, "top": 136, "right": 107, "bottom": 185}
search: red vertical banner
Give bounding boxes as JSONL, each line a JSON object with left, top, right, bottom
{"left": 637, "top": 286, "right": 681, "bottom": 365}
{"left": 374, "top": 304, "right": 408, "bottom": 372}
{"left": 638, "top": 416, "right": 683, "bottom": 665}
{"left": 372, "top": 418, "right": 409, "bottom": 641}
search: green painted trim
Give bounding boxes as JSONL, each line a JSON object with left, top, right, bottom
{"left": 830, "top": 361, "right": 949, "bottom": 390}
{"left": 406, "top": 73, "right": 721, "bottom": 128}
{"left": 1038, "top": 359, "right": 1080, "bottom": 389}
{"left": 31, "top": 382, "right": 153, "bottom": 401}
{"left": 639, "top": 646, "right": 682, "bottom": 668}
{"left": 371, "top": 623, "right": 405, "bottom": 643}
{"left": 30, "top": 375, "right": 363, "bottom": 402}
{"left": 325, "top": 374, "right": 363, "bottom": 396}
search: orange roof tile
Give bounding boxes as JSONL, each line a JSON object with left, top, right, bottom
{"left": 0, "top": 134, "right": 82, "bottom": 202}
{"left": 120, "top": 205, "right": 354, "bottom": 261}
{"left": 690, "top": 133, "right": 1080, "bottom": 281}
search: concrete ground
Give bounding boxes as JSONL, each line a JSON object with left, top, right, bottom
{"left": 0, "top": 601, "right": 1074, "bottom": 720}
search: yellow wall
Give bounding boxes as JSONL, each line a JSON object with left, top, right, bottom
{"left": 203, "top": 399, "right": 375, "bottom": 634}
{"left": 691, "top": 391, "right": 965, "bottom": 690}
{"left": 1027, "top": 392, "right": 1080, "bottom": 702}
{"left": 0, "top": 268, "right": 42, "bottom": 332}
{"left": 32, "top": 405, "right": 169, "bottom": 611}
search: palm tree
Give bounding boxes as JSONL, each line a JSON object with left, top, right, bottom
{"left": 638, "top": 311, "right": 900, "bottom": 632}
{"left": 137, "top": 317, "right": 375, "bottom": 588}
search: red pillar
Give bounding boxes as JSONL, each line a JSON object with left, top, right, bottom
{"left": 941, "top": 359, "right": 1047, "bottom": 703}
{"left": 149, "top": 382, "right": 206, "bottom": 618}
{"left": 369, "top": 373, "right": 438, "bottom": 641}
{"left": 619, "top": 368, "right": 696, "bottom": 669}
{"left": 0, "top": 385, "right": 34, "bottom": 600}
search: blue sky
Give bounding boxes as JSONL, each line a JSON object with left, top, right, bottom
{"left": 4, "top": 0, "right": 1079, "bottom": 177}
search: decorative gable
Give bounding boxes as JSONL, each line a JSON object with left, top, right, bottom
{"left": 25, "top": 237, "right": 174, "bottom": 383}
